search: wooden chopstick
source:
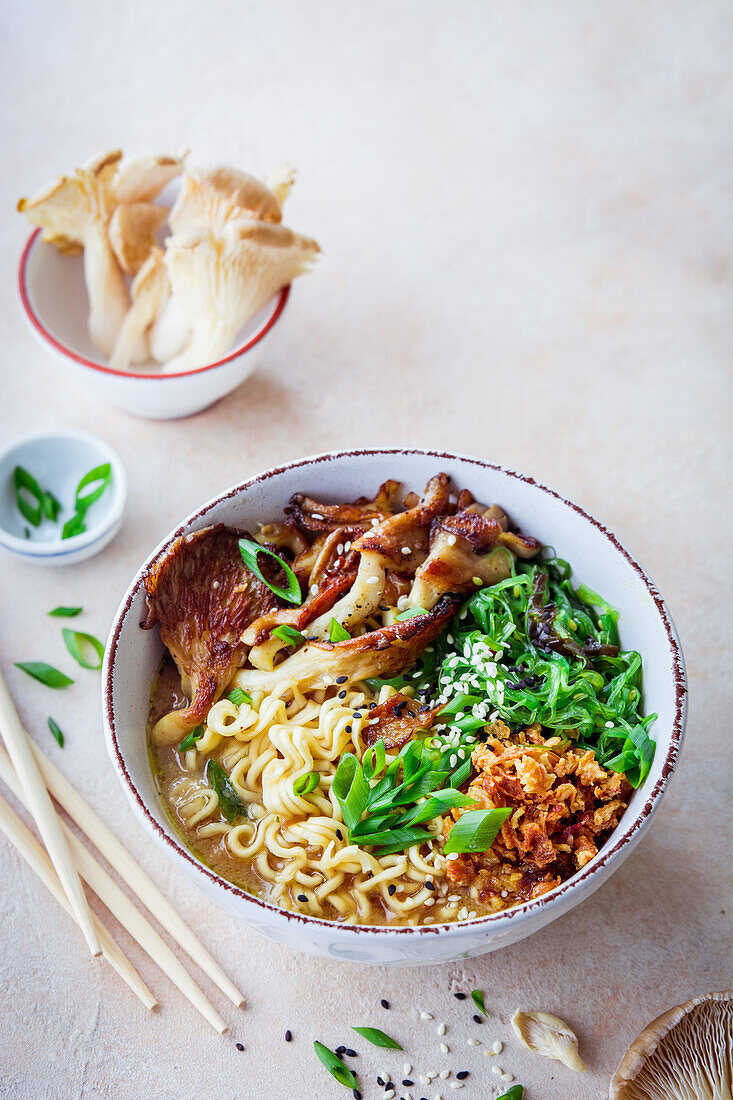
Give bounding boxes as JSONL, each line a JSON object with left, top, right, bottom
{"left": 0, "top": 790, "right": 156, "bottom": 1010}
{"left": 30, "top": 741, "right": 245, "bottom": 1009}
{"left": 0, "top": 669, "right": 101, "bottom": 957}
{"left": 0, "top": 747, "right": 227, "bottom": 1034}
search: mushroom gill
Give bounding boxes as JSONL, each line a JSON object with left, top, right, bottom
{"left": 609, "top": 991, "right": 732, "bottom": 1100}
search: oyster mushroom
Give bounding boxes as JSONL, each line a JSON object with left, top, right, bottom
{"left": 159, "top": 221, "right": 319, "bottom": 374}
{"left": 142, "top": 525, "right": 278, "bottom": 742}
{"left": 108, "top": 202, "right": 168, "bottom": 276}
{"left": 19, "top": 150, "right": 129, "bottom": 356}
{"left": 511, "top": 1009, "right": 587, "bottom": 1072}
{"left": 609, "top": 991, "right": 732, "bottom": 1100}
{"left": 108, "top": 248, "right": 170, "bottom": 371}
{"left": 18, "top": 148, "right": 186, "bottom": 357}
{"left": 168, "top": 165, "right": 286, "bottom": 235}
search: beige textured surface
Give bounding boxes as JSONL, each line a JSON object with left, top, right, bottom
{"left": 0, "top": 3, "right": 731, "bottom": 1098}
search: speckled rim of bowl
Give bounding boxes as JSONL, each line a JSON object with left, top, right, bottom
{"left": 18, "top": 228, "right": 291, "bottom": 382}
{"left": 104, "top": 448, "right": 687, "bottom": 936}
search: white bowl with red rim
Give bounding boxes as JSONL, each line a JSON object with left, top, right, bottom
{"left": 102, "top": 449, "right": 687, "bottom": 965}
{"left": 18, "top": 228, "right": 290, "bottom": 421}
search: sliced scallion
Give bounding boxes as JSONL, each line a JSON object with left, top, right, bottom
{"left": 74, "top": 462, "right": 112, "bottom": 512}
{"left": 395, "top": 606, "right": 427, "bottom": 621}
{"left": 179, "top": 726, "right": 205, "bottom": 752}
{"left": 313, "top": 1041, "right": 357, "bottom": 1090}
{"left": 15, "top": 662, "right": 73, "bottom": 688}
{"left": 293, "top": 771, "right": 320, "bottom": 797}
{"left": 13, "top": 466, "right": 44, "bottom": 527}
{"left": 351, "top": 1026, "right": 402, "bottom": 1050}
{"left": 48, "top": 606, "right": 83, "bottom": 618}
{"left": 61, "top": 512, "right": 87, "bottom": 541}
{"left": 62, "top": 629, "right": 104, "bottom": 670}
{"left": 328, "top": 618, "right": 351, "bottom": 643}
{"left": 227, "top": 687, "right": 252, "bottom": 706}
{"left": 43, "top": 491, "right": 62, "bottom": 522}
{"left": 47, "top": 717, "right": 65, "bottom": 747}
{"left": 443, "top": 807, "right": 512, "bottom": 855}
{"left": 272, "top": 624, "right": 307, "bottom": 647}
{"left": 205, "top": 760, "right": 245, "bottom": 824}
{"left": 238, "top": 538, "right": 302, "bottom": 605}
{"left": 471, "top": 988, "right": 487, "bottom": 1016}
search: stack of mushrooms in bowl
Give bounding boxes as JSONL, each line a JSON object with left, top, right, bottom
{"left": 18, "top": 150, "right": 319, "bottom": 418}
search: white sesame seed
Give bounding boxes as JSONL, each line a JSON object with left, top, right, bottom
{"left": 450, "top": 1086, "right": 464, "bottom": 1092}
{"left": 424, "top": 897, "right": 435, "bottom": 907}
{"left": 467, "top": 1038, "right": 480, "bottom": 1046}
{"left": 383, "top": 1091, "right": 395, "bottom": 1099}
{"left": 492, "top": 1041, "right": 503, "bottom": 1054}
{"left": 435, "top": 1095, "right": 444, "bottom": 1100}
{"left": 447, "top": 534, "right": 457, "bottom": 546}
{"left": 371, "top": 517, "right": 380, "bottom": 526}
{"left": 404, "top": 1063, "right": 412, "bottom": 1075}
{"left": 440, "top": 1042, "right": 450, "bottom": 1054}
{"left": 311, "top": 513, "right": 324, "bottom": 520}
{"left": 367, "top": 575, "right": 380, "bottom": 585}
{"left": 501, "top": 1074, "right": 514, "bottom": 1083}
{"left": 440, "top": 1069, "right": 450, "bottom": 1079}
{"left": 337, "top": 543, "right": 344, "bottom": 555}
{"left": 211, "top": 580, "right": 219, "bottom": 589}
{"left": 310, "top": 583, "right": 318, "bottom": 595}
{"left": 401, "top": 546, "right": 411, "bottom": 555}
{"left": 420, "top": 1075, "right": 430, "bottom": 1084}
{"left": 420, "top": 1011, "right": 434, "bottom": 1020}
{"left": 436, "top": 1022, "right": 446, "bottom": 1036}
{"left": 491, "top": 1066, "right": 503, "bottom": 1075}
{"left": 605, "top": 720, "right": 614, "bottom": 727}
{"left": 344, "top": 541, "right": 352, "bottom": 552}
{"left": 449, "top": 754, "right": 457, "bottom": 767}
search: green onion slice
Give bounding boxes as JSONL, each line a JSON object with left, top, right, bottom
{"left": 205, "top": 760, "right": 245, "bottom": 824}
{"left": 351, "top": 1026, "right": 403, "bottom": 1050}
{"left": 15, "top": 662, "right": 73, "bottom": 688}
{"left": 471, "top": 989, "right": 487, "bottom": 1015}
{"left": 13, "top": 466, "right": 44, "bottom": 527}
{"left": 332, "top": 753, "right": 370, "bottom": 830}
{"left": 61, "top": 512, "right": 87, "bottom": 540}
{"left": 496, "top": 1088, "right": 524, "bottom": 1100}
{"left": 227, "top": 687, "right": 252, "bottom": 706}
{"left": 328, "top": 617, "right": 351, "bottom": 643}
{"left": 48, "top": 606, "right": 83, "bottom": 618}
{"left": 238, "top": 538, "right": 302, "bottom": 605}
{"left": 62, "top": 629, "right": 104, "bottom": 670}
{"left": 179, "top": 726, "right": 205, "bottom": 752}
{"left": 272, "top": 624, "right": 306, "bottom": 647}
{"left": 313, "top": 1041, "right": 358, "bottom": 1090}
{"left": 443, "top": 807, "right": 513, "bottom": 855}
{"left": 47, "top": 717, "right": 65, "bottom": 748}
{"left": 43, "top": 491, "right": 62, "bottom": 523}
{"left": 395, "top": 606, "right": 428, "bottom": 621}
{"left": 293, "top": 771, "right": 320, "bottom": 797}
{"left": 74, "top": 463, "right": 112, "bottom": 512}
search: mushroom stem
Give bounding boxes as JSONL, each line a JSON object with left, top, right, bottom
{"left": 83, "top": 224, "right": 129, "bottom": 357}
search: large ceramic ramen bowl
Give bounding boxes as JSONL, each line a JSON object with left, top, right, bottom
{"left": 102, "top": 449, "right": 687, "bottom": 966}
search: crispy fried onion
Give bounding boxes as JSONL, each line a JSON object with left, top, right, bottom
{"left": 361, "top": 692, "right": 443, "bottom": 751}
{"left": 444, "top": 723, "right": 631, "bottom": 910}
{"left": 235, "top": 595, "right": 461, "bottom": 692}
{"left": 142, "top": 525, "right": 277, "bottom": 741}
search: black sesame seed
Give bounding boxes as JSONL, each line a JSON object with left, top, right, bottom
{"left": 376, "top": 1079, "right": 385, "bottom": 1088}
{"left": 336, "top": 675, "right": 348, "bottom": 684}
{"left": 456, "top": 1070, "right": 469, "bottom": 1080}
{"left": 353, "top": 711, "right": 362, "bottom": 719}
{"left": 336, "top": 829, "right": 343, "bottom": 840}
{"left": 352, "top": 1091, "right": 361, "bottom": 1100}
{"left": 453, "top": 991, "right": 467, "bottom": 1000}
{"left": 369, "top": 702, "right": 377, "bottom": 709}
{"left": 402, "top": 1079, "right": 414, "bottom": 1087}
{"left": 338, "top": 690, "right": 347, "bottom": 699}
{"left": 345, "top": 1048, "right": 357, "bottom": 1057}
{"left": 425, "top": 881, "right": 435, "bottom": 891}
{"left": 472, "top": 1014, "right": 482, "bottom": 1023}
{"left": 345, "top": 725, "right": 352, "bottom": 733}
{"left": 285, "top": 1030, "right": 292, "bottom": 1042}
{"left": 336, "top": 1045, "right": 346, "bottom": 1054}
{"left": 381, "top": 998, "right": 389, "bottom": 1008}
{"left": 388, "top": 884, "right": 396, "bottom": 896}
{"left": 235, "top": 1042, "right": 244, "bottom": 1051}
{"left": 298, "top": 894, "right": 308, "bottom": 903}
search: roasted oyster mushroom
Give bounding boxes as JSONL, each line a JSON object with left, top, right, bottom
{"left": 236, "top": 595, "right": 462, "bottom": 693}
{"left": 362, "top": 692, "right": 443, "bottom": 751}
{"left": 143, "top": 525, "right": 277, "bottom": 741}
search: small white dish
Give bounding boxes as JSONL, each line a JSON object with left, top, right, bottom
{"left": 0, "top": 430, "right": 127, "bottom": 566}
{"left": 18, "top": 221, "right": 290, "bottom": 422}
{"left": 103, "top": 448, "right": 687, "bottom": 965}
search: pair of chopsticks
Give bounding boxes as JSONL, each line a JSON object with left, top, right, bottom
{"left": 0, "top": 667, "right": 244, "bottom": 1031}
